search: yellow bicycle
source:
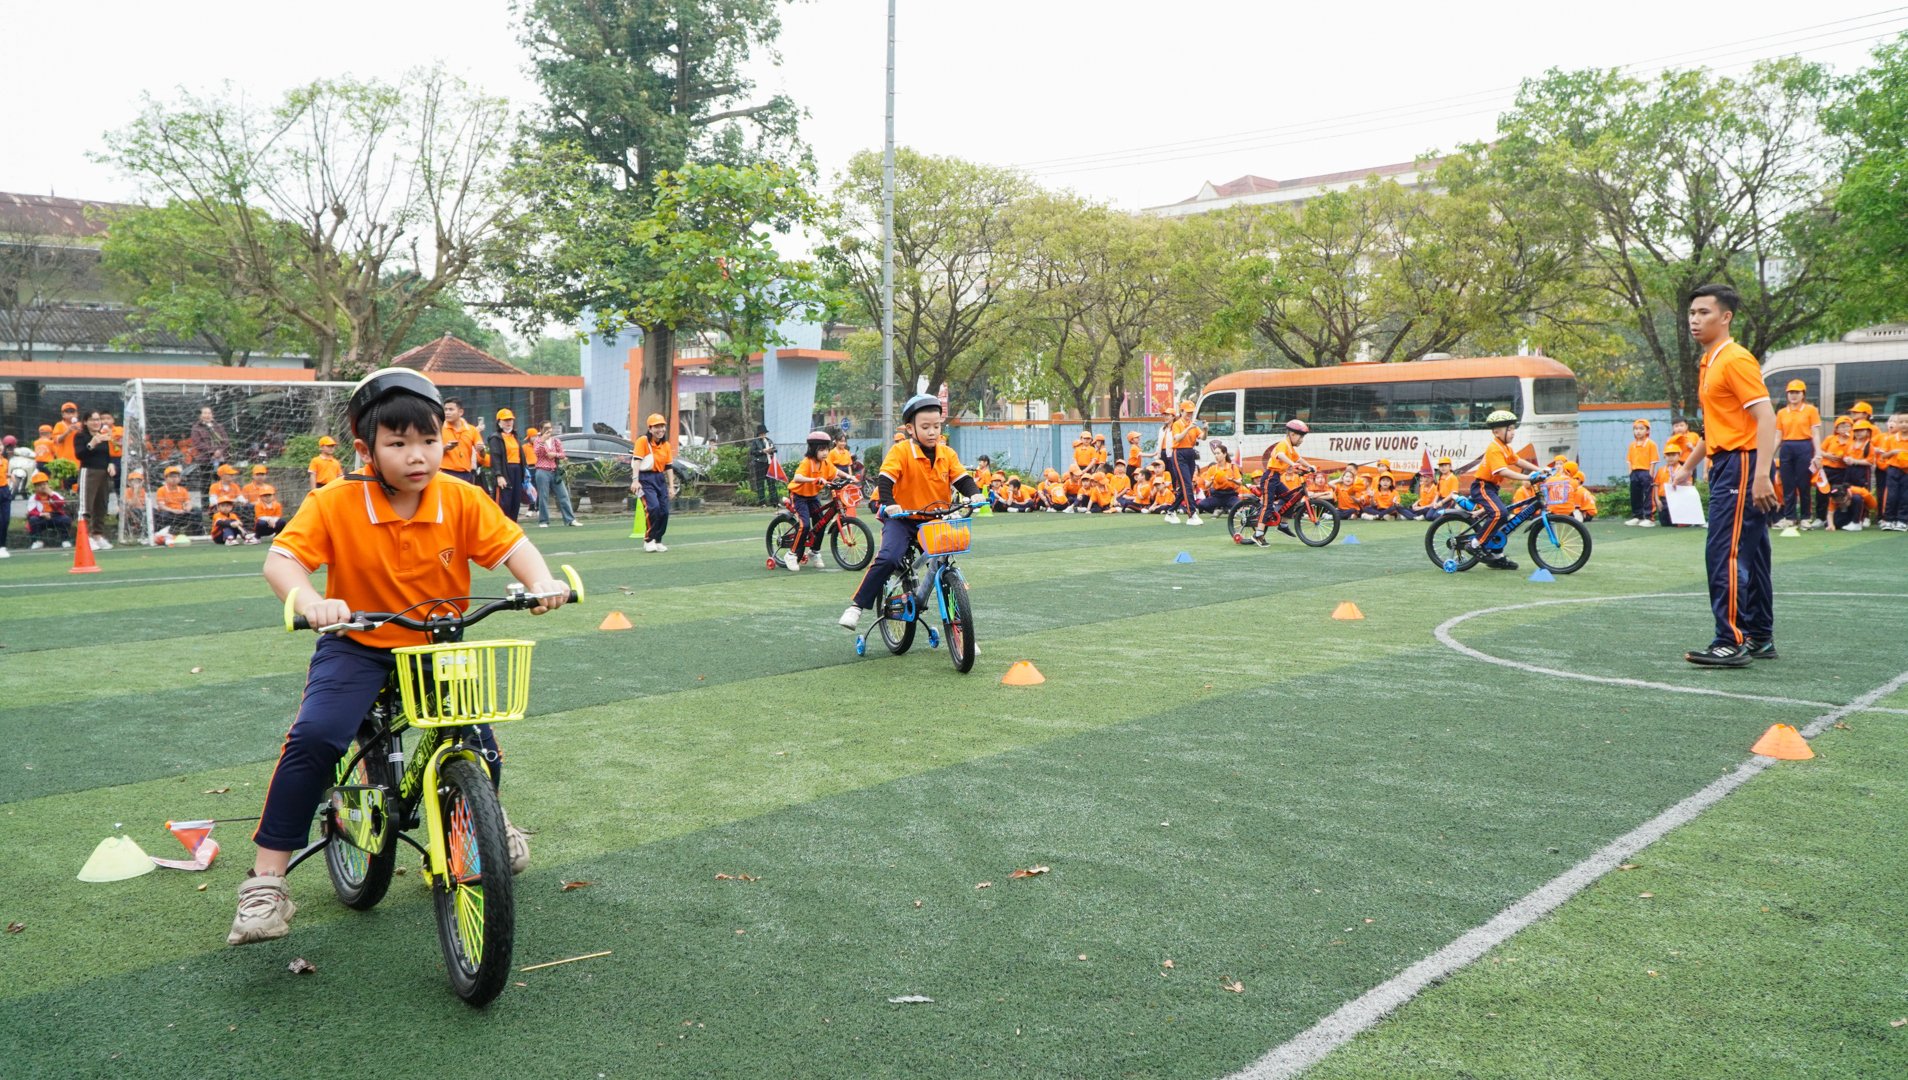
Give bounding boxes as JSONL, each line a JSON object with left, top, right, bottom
{"left": 281, "top": 565, "right": 584, "bottom": 1005}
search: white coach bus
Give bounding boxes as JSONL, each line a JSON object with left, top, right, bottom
{"left": 1761, "top": 324, "right": 1908, "bottom": 419}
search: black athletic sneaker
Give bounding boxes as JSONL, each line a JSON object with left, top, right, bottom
{"left": 1745, "top": 639, "right": 1778, "bottom": 661}
{"left": 1485, "top": 555, "right": 1519, "bottom": 570}
{"left": 1685, "top": 643, "right": 1753, "bottom": 668}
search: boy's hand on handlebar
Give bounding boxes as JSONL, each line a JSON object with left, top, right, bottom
{"left": 527, "top": 579, "right": 569, "bottom": 615}
{"left": 303, "top": 597, "right": 353, "bottom": 631}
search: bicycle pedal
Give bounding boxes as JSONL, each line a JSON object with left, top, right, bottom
{"left": 855, "top": 635, "right": 866, "bottom": 656}
{"left": 926, "top": 627, "right": 941, "bottom": 648}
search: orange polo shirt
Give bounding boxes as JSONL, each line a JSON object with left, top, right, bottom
{"left": 208, "top": 480, "right": 244, "bottom": 505}
{"left": 1664, "top": 431, "right": 1700, "bottom": 459}
{"left": 34, "top": 436, "right": 55, "bottom": 463}
{"left": 441, "top": 419, "right": 481, "bottom": 472}
{"left": 630, "top": 435, "right": 674, "bottom": 472}
{"left": 1205, "top": 461, "right": 1242, "bottom": 491}
{"left": 271, "top": 472, "right": 527, "bottom": 650}
{"left": 154, "top": 484, "right": 191, "bottom": 513}
{"left": 254, "top": 496, "right": 285, "bottom": 521}
{"left": 1697, "top": 338, "right": 1768, "bottom": 453}
{"left": 877, "top": 439, "right": 968, "bottom": 513}
{"left": 1481, "top": 438, "right": 1518, "bottom": 486}
{"left": 1625, "top": 439, "right": 1660, "bottom": 472}
{"left": 51, "top": 419, "right": 81, "bottom": 462}
{"left": 310, "top": 454, "right": 345, "bottom": 487}
{"left": 1776, "top": 403, "right": 1820, "bottom": 442}
{"left": 828, "top": 447, "right": 855, "bottom": 472}
{"left": 1169, "top": 417, "right": 1204, "bottom": 450}
{"left": 788, "top": 456, "right": 838, "bottom": 498}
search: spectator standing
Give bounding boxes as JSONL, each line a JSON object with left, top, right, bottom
{"left": 747, "top": 424, "right": 773, "bottom": 503}
{"left": 190, "top": 406, "right": 232, "bottom": 472}
{"left": 529, "top": 426, "right": 579, "bottom": 527}
{"left": 76, "top": 410, "right": 117, "bottom": 550}
{"left": 487, "top": 409, "right": 526, "bottom": 520}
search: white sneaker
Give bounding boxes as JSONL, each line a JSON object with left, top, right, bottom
{"left": 61, "top": 540, "right": 73, "bottom": 548}
{"left": 30, "top": 541, "right": 44, "bottom": 550}
{"left": 1639, "top": 519, "right": 1656, "bottom": 528}
{"left": 569, "top": 520, "right": 584, "bottom": 527}
{"left": 1772, "top": 518, "right": 1795, "bottom": 529}
{"left": 643, "top": 540, "right": 659, "bottom": 552}
{"left": 503, "top": 816, "right": 530, "bottom": 875}
{"left": 1188, "top": 514, "right": 1203, "bottom": 526}
{"left": 1162, "top": 512, "right": 1180, "bottom": 524}
{"left": 97, "top": 537, "right": 112, "bottom": 550}
{"left": 0, "top": 547, "right": 9, "bottom": 558}
{"left": 1847, "top": 521, "right": 1864, "bottom": 532}
{"left": 1624, "top": 518, "right": 1639, "bottom": 526}
{"left": 538, "top": 522, "right": 549, "bottom": 528}
{"left": 652, "top": 542, "right": 667, "bottom": 552}
{"left": 227, "top": 873, "right": 296, "bottom": 945}
{"left": 838, "top": 605, "right": 862, "bottom": 631}
{"left": 783, "top": 551, "right": 800, "bottom": 572}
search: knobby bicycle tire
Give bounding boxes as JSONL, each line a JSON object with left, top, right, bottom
{"left": 941, "top": 568, "right": 977, "bottom": 674}
{"left": 1528, "top": 515, "right": 1593, "bottom": 574}
{"left": 432, "top": 756, "right": 516, "bottom": 1007}
{"left": 831, "top": 516, "right": 875, "bottom": 571}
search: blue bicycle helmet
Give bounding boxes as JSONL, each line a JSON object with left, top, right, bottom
{"left": 901, "top": 393, "right": 944, "bottom": 423}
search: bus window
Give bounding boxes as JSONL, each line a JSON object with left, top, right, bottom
{"left": 1831, "top": 358, "right": 1908, "bottom": 416}
{"left": 1532, "top": 377, "right": 1578, "bottom": 415}
{"left": 1765, "top": 367, "right": 1819, "bottom": 405}
{"left": 1444, "top": 377, "right": 1520, "bottom": 427}
{"left": 1196, "top": 392, "right": 1237, "bottom": 437}
{"left": 1243, "top": 387, "right": 1313, "bottom": 434}
{"left": 1312, "top": 383, "right": 1382, "bottom": 431}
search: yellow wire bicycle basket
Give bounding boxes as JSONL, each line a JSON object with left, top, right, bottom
{"left": 919, "top": 518, "right": 971, "bottom": 556}
{"left": 392, "top": 640, "right": 536, "bottom": 728}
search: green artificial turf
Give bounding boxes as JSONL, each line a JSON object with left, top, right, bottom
{"left": 0, "top": 511, "right": 1903, "bottom": 1078}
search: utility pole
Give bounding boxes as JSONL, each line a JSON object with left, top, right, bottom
{"left": 880, "top": 0, "right": 897, "bottom": 437}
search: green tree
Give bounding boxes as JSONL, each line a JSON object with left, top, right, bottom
{"left": 1825, "top": 33, "right": 1908, "bottom": 325}
{"left": 823, "top": 149, "right": 1034, "bottom": 397}
{"left": 502, "top": 0, "right": 806, "bottom": 426}
{"left": 1491, "top": 60, "right": 1844, "bottom": 411}
{"left": 100, "top": 201, "right": 311, "bottom": 365}
{"left": 99, "top": 68, "right": 517, "bottom": 378}
{"left": 516, "top": 334, "right": 584, "bottom": 377}
{"left": 626, "top": 163, "right": 833, "bottom": 439}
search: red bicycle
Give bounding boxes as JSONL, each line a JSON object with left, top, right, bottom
{"left": 765, "top": 480, "right": 875, "bottom": 571}
{"left": 1226, "top": 470, "right": 1341, "bottom": 547}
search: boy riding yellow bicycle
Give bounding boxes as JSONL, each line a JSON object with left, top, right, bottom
{"left": 231, "top": 368, "right": 570, "bottom": 947}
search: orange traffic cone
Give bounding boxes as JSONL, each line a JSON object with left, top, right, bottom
{"left": 1331, "top": 601, "right": 1363, "bottom": 621}
{"left": 1750, "top": 723, "right": 1813, "bottom": 760}
{"left": 598, "top": 611, "right": 633, "bottom": 631}
{"left": 1001, "top": 660, "right": 1045, "bottom": 686}
{"left": 69, "top": 518, "right": 101, "bottom": 574}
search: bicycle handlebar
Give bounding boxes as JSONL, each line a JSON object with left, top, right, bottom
{"left": 883, "top": 499, "right": 984, "bottom": 520}
{"left": 286, "top": 564, "right": 586, "bottom": 634}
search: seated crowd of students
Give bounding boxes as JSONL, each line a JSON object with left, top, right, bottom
{"left": 124, "top": 463, "right": 288, "bottom": 546}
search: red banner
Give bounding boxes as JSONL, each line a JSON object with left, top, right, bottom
{"left": 1143, "top": 354, "right": 1175, "bottom": 415}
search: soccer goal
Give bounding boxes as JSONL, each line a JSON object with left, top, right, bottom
{"left": 118, "top": 378, "right": 355, "bottom": 545}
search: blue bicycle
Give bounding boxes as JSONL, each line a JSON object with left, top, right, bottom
{"left": 856, "top": 501, "right": 981, "bottom": 673}
{"left": 1424, "top": 469, "right": 1593, "bottom": 574}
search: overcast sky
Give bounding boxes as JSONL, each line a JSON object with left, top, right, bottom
{"left": 4, "top": 0, "right": 1902, "bottom": 211}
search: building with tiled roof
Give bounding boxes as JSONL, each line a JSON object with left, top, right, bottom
{"left": 1142, "top": 156, "right": 1446, "bottom": 217}
{"left": 391, "top": 332, "right": 528, "bottom": 377}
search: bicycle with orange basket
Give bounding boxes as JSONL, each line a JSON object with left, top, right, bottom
{"left": 766, "top": 477, "right": 875, "bottom": 571}
{"left": 280, "top": 566, "right": 584, "bottom": 1006}
{"left": 855, "top": 502, "right": 979, "bottom": 673}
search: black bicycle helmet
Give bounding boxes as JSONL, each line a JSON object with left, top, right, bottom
{"left": 901, "top": 392, "right": 944, "bottom": 423}
{"left": 347, "top": 367, "right": 442, "bottom": 439}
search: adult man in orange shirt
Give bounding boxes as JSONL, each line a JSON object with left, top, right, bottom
{"left": 439, "top": 397, "right": 483, "bottom": 484}
{"left": 1674, "top": 284, "right": 1779, "bottom": 667}
{"left": 1772, "top": 379, "right": 1822, "bottom": 528}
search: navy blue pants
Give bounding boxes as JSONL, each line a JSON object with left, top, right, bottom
{"left": 255, "top": 635, "right": 501, "bottom": 852}
{"left": 444, "top": 469, "right": 477, "bottom": 485}
{"left": 1169, "top": 449, "right": 1198, "bottom": 514}
{"left": 1471, "top": 481, "right": 1506, "bottom": 551}
{"left": 851, "top": 516, "right": 921, "bottom": 610}
{"left": 494, "top": 463, "right": 523, "bottom": 520}
{"left": 1628, "top": 469, "right": 1655, "bottom": 520}
{"left": 1195, "top": 490, "right": 1240, "bottom": 513}
{"left": 1885, "top": 468, "right": 1908, "bottom": 524}
{"left": 791, "top": 493, "right": 823, "bottom": 553}
{"left": 1777, "top": 439, "right": 1814, "bottom": 521}
{"left": 638, "top": 471, "right": 671, "bottom": 542}
{"left": 1703, "top": 449, "right": 1773, "bottom": 647}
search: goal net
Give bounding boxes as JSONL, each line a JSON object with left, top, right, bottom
{"left": 117, "top": 378, "right": 355, "bottom": 545}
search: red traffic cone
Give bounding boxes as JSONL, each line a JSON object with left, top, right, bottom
{"left": 70, "top": 518, "right": 102, "bottom": 574}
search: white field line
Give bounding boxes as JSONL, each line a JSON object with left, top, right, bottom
{"left": 0, "top": 537, "right": 755, "bottom": 590}
{"left": 1433, "top": 592, "right": 1908, "bottom": 716}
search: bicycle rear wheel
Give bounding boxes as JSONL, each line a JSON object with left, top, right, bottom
{"left": 323, "top": 733, "right": 397, "bottom": 911}
{"left": 1293, "top": 498, "right": 1342, "bottom": 547}
{"left": 432, "top": 756, "right": 516, "bottom": 1007}
{"left": 1528, "top": 515, "right": 1592, "bottom": 574}
{"left": 831, "top": 516, "right": 875, "bottom": 571}
{"left": 940, "top": 568, "right": 977, "bottom": 674}
{"left": 1426, "top": 516, "right": 1482, "bottom": 572}
{"left": 765, "top": 512, "right": 798, "bottom": 568}
{"left": 877, "top": 572, "right": 917, "bottom": 655}
{"left": 1227, "top": 499, "right": 1260, "bottom": 543}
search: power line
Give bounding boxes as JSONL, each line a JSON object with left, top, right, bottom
{"left": 1009, "top": 8, "right": 1908, "bottom": 174}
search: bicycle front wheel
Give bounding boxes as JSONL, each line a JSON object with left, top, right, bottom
{"left": 432, "top": 756, "right": 516, "bottom": 1007}
{"left": 1293, "top": 499, "right": 1342, "bottom": 547}
{"left": 941, "top": 569, "right": 977, "bottom": 674}
{"left": 877, "top": 573, "right": 917, "bottom": 655}
{"left": 1227, "top": 499, "right": 1260, "bottom": 543}
{"left": 1426, "top": 516, "right": 1482, "bottom": 572}
{"left": 1528, "top": 515, "right": 1592, "bottom": 574}
{"left": 323, "top": 734, "right": 397, "bottom": 911}
{"left": 831, "top": 516, "right": 875, "bottom": 571}
{"left": 765, "top": 512, "right": 798, "bottom": 567}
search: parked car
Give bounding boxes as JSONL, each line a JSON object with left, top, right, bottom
{"left": 556, "top": 431, "right": 706, "bottom": 482}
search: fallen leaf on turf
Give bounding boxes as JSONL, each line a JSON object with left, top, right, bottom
{"left": 1618, "top": 863, "right": 1640, "bottom": 871}
{"left": 975, "top": 881, "right": 992, "bottom": 889}
{"left": 1161, "top": 959, "right": 1174, "bottom": 969}
{"left": 560, "top": 880, "right": 594, "bottom": 891}
{"left": 1833, "top": 720, "right": 1850, "bottom": 731}
{"left": 202, "top": 787, "right": 230, "bottom": 795}
{"left": 617, "top": 586, "right": 633, "bottom": 594}
{"left": 1008, "top": 865, "right": 1050, "bottom": 879}
{"left": 713, "top": 873, "right": 757, "bottom": 882}
{"left": 288, "top": 958, "right": 316, "bottom": 975}
{"left": 1638, "top": 892, "right": 1654, "bottom": 899}
{"left": 5, "top": 922, "right": 23, "bottom": 934}
{"left": 1221, "top": 979, "right": 1244, "bottom": 994}
{"left": 190, "top": 667, "right": 202, "bottom": 674}
{"left": 1891, "top": 1018, "right": 1907, "bottom": 1028}
{"left": 513, "top": 982, "right": 527, "bottom": 988}
{"left": 394, "top": 867, "right": 406, "bottom": 875}
{"left": 1077, "top": 954, "right": 1088, "bottom": 961}
{"left": 887, "top": 995, "right": 933, "bottom": 1004}
{"left": 1647, "top": 969, "right": 1659, "bottom": 977}
{"left": 195, "top": 884, "right": 206, "bottom": 892}
{"left": 913, "top": 900, "right": 923, "bottom": 909}
{"left": 1363, "top": 918, "right": 1375, "bottom": 924}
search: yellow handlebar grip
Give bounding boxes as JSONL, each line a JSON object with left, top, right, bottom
{"left": 283, "top": 588, "right": 301, "bottom": 632}
{"left": 561, "top": 564, "right": 586, "bottom": 604}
